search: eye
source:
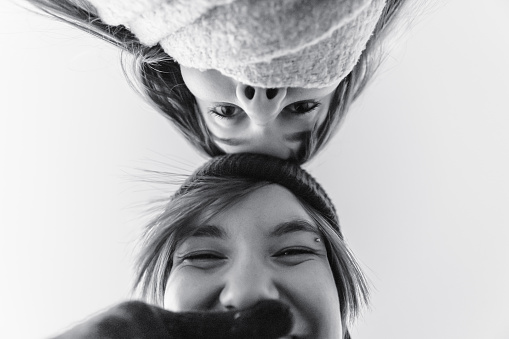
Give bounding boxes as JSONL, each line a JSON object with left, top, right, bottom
{"left": 275, "top": 248, "right": 315, "bottom": 256}
{"left": 284, "top": 101, "right": 321, "bottom": 115}
{"left": 208, "top": 104, "right": 243, "bottom": 119}
{"left": 182, "top": 251, "right": 226, "bottom": 261}
{"left": 186, "top": 253, "right": 222, "bottom": 260}
{"left": 273, "top": 247, "right": 317, "bottom": 265}
{"left": 178, "top": 251, "right": 227, "bottom": 269}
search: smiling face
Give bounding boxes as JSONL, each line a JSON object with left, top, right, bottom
{"left": 180, "top": 66, "right": 340, "bottom": 159}
{"left": 164, "top": 184, "right": 342, "bottom": 339}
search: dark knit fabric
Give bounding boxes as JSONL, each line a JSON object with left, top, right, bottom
{"left": 174, "top": 153, "right": 340, "bottom": 232}
{"left": 53, "top": 300, "right": 293, "bottom": 339}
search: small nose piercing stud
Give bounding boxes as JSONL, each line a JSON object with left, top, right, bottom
{"left": 314, "top": 238, "right": 321, "bottom": 242}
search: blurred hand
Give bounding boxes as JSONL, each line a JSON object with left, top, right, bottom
{"left": 52, "top": 299, "right": 293, "bottom": 339}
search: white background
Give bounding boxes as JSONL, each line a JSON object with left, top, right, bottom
{"left": 1, "top": 0, "right": 508, "bottom": 338}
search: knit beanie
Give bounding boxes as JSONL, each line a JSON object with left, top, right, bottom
{"left": 174, "top": 153, "right": 340, "bottom": 232}
{"left": 87, "top": 0, "right": 386, "bottom": 89}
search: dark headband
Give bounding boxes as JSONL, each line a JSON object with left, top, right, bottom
{"left": 174, "top": 153, "right": 339, "bottom": 232}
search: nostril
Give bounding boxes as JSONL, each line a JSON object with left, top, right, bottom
{"left": 244, "top": 86, "right": 255, "bottom": 100}
{"left": 266, "top": 88, "right": 278, "bottom": 100}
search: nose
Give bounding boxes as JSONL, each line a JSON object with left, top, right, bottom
{"left": 236, "top": 84, "right": 287, "bottom": 125}
{"left": 219, "top": 259, "right": 279, "bottom": 310}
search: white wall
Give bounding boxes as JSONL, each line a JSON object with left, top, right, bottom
{"left": 1, "top": 0, "right": 508, "bottom": 338}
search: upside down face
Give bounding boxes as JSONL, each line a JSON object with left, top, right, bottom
{"left": 181, "top": 66, "right": 340, "bottom": 160}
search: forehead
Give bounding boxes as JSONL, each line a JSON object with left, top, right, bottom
{"left": 206, "top": 184, "right": 316, "bottom": 233}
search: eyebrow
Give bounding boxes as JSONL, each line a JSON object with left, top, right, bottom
{"left": 212, "top": 130, "right": 311, "bottom": 147}
{"left": 189, "top": 225, "right": 229, "bottom": 239}
{"left": 267, "top": 219, "right": 320, "bottom": 238}
{"left": 188, "top": 220, "right": 319, "bottom": 239}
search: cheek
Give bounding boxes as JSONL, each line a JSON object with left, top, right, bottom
{"left": 181, "top": 66, "right": 236, "bottom": 102}
{"left": 164, "top": 268, "right": 219, "bottom": 312}
{"left": 288, "top": 263, "right": 342, "bottom": 337}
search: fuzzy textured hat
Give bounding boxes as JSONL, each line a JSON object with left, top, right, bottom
{"left": 174, "top": 153, "right": 340, "bottom": 232}
{"left": 88, "top": 0, "right": 386, "bottom": 88}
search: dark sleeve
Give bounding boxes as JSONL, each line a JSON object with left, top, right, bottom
{"left": 52, "top": 300, "right": 293, "bottom": 339}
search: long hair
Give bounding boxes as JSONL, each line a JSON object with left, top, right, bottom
{"left": 24, "top": 0, "right": 410, "bottom": 163}
{"left": 133, "top": 176, "right": 369, "bottom": 338}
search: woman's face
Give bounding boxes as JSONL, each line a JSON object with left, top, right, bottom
{"left": 181, "top": 66, "right": 340, "bottom": 159}
{"left": 165, "top": 184, "right": 342, "bottom": 339}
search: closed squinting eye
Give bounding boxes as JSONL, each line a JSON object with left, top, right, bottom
{"left": 177, "top": 251, "right": 227, "bottom": 269}
{"left": 180, "top": 251, "right": 226, "bottom": 261}
{"left": 273, "top": 247, "right": 318, "bottom": 265}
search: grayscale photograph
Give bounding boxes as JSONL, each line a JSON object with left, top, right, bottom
{"left": 1, "top": 0, "right": 508, "bottom": 338}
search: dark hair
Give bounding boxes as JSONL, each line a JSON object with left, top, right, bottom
{"left": 133, "top": 176, "right": 369, "bottom": 338}
{"left": 24, "top": 0, "right": 409, "bottom": 163}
